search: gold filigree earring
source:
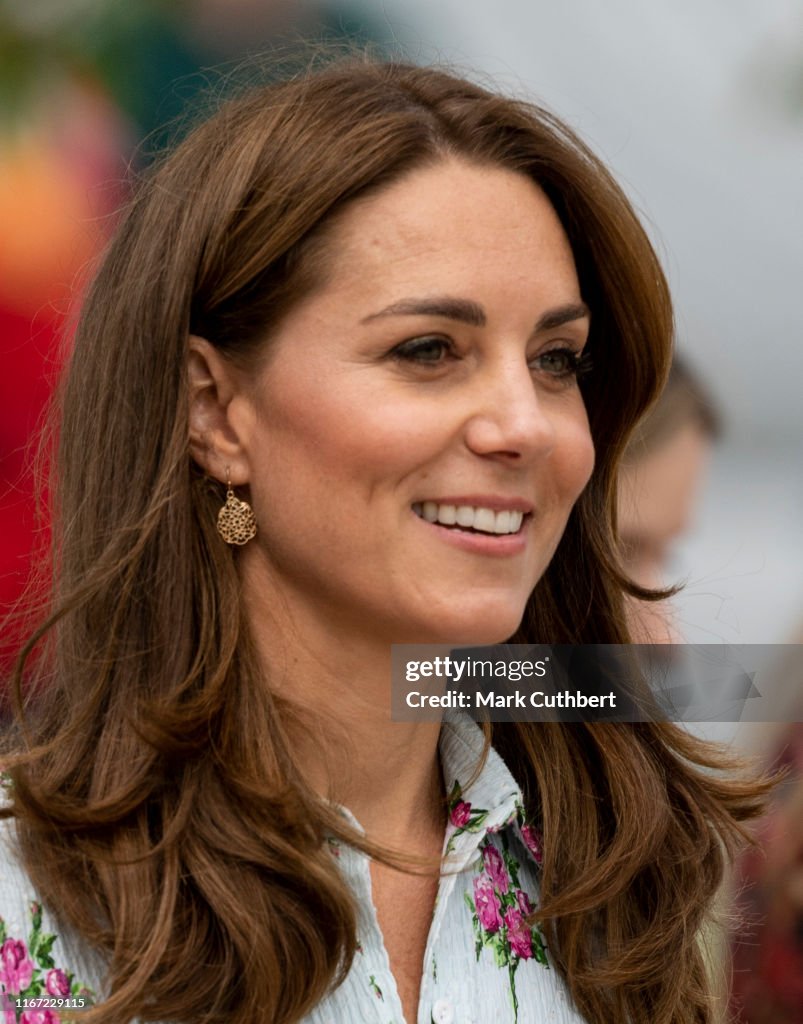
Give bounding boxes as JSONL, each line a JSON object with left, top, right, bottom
{"left": 216, "top": 469, "right": 257, "bottom": 546}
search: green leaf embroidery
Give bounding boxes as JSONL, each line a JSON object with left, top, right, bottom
{"left": 531, "top": 929, "right": 549, "bottom": 967}
{"left": 27, "top": 977, "right": 44, "bottom": 997}
{"left": 508, "top": 960, "right": 520, "bottom": 1021}
{"left": 504, "top": 854, "right": 521, "bottom": 891}
{"left": 35, "top": 932, "right": 57, "bottom": 970}
{"left": 445, "top": 779, "right": 490, "bottom": 854}
{"left": 491, "top": 935, "right": 509, "bottom": 969}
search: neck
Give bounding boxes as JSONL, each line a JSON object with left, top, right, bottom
{"left": 242, "top": 564, "right": 446, "bottom": 847}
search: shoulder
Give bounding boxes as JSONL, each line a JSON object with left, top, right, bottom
{"left": 0, "top": 815, "right": 104, "bottom": 1012}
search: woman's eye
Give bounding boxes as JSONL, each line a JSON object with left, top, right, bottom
{"left": 391, "top": 336, "right": 453, "bottom": 364}
{"left": 531, "top": 347, "right": 588, "bottom": 380}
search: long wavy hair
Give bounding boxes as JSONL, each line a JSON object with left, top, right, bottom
{"left": 3, "top": 57, "right": 766, "bottom": 1024}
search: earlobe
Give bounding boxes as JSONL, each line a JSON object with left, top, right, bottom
{"left": 187, "top": 335, "right": 252, "bottom": 483}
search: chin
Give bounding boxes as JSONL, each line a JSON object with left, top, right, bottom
{"left": 410, "top": 605, "right": 526, "bottom": 648}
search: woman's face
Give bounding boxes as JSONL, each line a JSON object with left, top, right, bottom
{"left": 231, "top": 158, "right": 595, "bottom": 645}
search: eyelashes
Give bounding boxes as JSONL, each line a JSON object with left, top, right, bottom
{"left": 390, "top": 336, "right": 593, "bottom": 381}
{"left": 533, "top": 347, "right": 593, "bottom": 380}
{"left": 391, "top": 336, "right": 452, "bottom": 364}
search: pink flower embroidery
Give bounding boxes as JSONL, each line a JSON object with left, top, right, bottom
{"left": 0, "top": 903, "right": 96, "bottom": 1019}
{"left": 45, "top": 968, "right": 71, "bottom": 997}
{"left": 2, "top": 994, "right": 17, "bottom": 1024}
{"left": 449, "top": 799, "right": 471, "bottom": 828}
{"left": 472, "top": 874, "right": 502, "bottom": 933}
{"left": 482, "top": 843, "right": 509, "bottom": 895}
{"left": 515, "top": 889, "right": 533, "bottom": 916}
{"left": 464, "top": 821, "right": 549, "bottom": 1023}
{"left": 445, "top": 781, "right": 489, "bottom": 855}
{"left": 0, "top": 938, "right": 34, "bottom": 994}
{"left": 520, "top": 823, "right": 543, "bottom": 865}
{"left": 503, "top": 907, "right": 533, "bottom": 960}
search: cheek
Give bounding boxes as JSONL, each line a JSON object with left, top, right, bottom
{"left": 324, "top": 408, "right": 437, "bottom": 473}
{"left": 554, "top": 412, "right": 595, "bottom": 502}
{"left": 251, "top": 387, "right": 433, "bottom": 508}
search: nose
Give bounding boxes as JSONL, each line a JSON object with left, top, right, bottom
{"left": 463, "top": 355, "right": 556, "bottom": 462}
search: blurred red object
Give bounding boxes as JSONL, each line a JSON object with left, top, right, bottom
{"left": 729, "top": 728, "right": 803, "bottom": 1024}
{"left": 0, "top": 79, "right": 127, "bottom": 689}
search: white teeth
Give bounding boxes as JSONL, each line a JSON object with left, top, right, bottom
{"left": 438, "top": 504, "right": 457, "bottom": 525}
{"left": 495, "top": 510, "right": 511, "bottom": 534}
{"left": 456, "top": 505, "right": 475, "bottom": 527}
{"left": 422, "top": 501, "right": 438, "bottom": 523}
{"left": 474, "top": 508, "right": 496, "bottom": 533}
{"left": 413, "top": 502, "right": 526, "bottom": 535}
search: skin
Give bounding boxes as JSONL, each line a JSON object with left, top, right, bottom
{"left": 188, "top": 157, "right": 595, "bottom": 1022}
{"left": 617, "top": 422, "right": 712, "bottom": 643}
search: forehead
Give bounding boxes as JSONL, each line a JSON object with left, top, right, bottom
{"left": 316, "top": 158, "right": 579, "bottom": 299}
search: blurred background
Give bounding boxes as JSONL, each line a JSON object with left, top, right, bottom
{"left": 3, "top": 0, "right": 801, "bottom": 653}
{"left": 0, "top": 2, "right": 801, "bottom": 1016}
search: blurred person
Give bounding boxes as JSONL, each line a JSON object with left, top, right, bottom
{"left": 616, "top": 360, "right": 803, "bottom": 1021}
{"left": 617, "top": 355, "right": 733, "bottom": 1011}
{"left": 0, "top": 58, "right": 768, "bottom": 1024}
{"left": 617, "top": 355, "right": 720, "bottom": 643}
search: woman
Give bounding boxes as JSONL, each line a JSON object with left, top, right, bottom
{"left": 0, "top": 58, "right": 765, "bottom": 1024}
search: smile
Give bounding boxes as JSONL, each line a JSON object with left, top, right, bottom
{"left": 412, "top": 502, "right": 527, "bottom": 536}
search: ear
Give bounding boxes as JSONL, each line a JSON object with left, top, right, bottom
{"left": 187, "top": 335, "right": 255, "bottom": 485}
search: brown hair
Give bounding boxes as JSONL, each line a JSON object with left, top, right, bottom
{"left": 3, "top": 57, "right": 766, "bottom": 1024}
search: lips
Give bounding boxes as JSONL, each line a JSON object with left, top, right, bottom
{"left": 412, "top": 501, "right": 527, "bottom": 536}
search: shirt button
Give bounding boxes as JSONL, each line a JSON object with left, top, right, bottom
{"left": 431, "top": 998, "right": 455, "bottom": 1024}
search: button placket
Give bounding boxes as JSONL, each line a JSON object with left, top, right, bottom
{"left": 349, "top": 846, "right": 409, "bottom": 1023}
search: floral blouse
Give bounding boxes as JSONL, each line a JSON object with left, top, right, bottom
{"left": 0, "top": 715, "right": 588, "bottom": 1024}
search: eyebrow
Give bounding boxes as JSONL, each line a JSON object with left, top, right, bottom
{"left": 361, "top": 296, "right": 590, "bottom": 331}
